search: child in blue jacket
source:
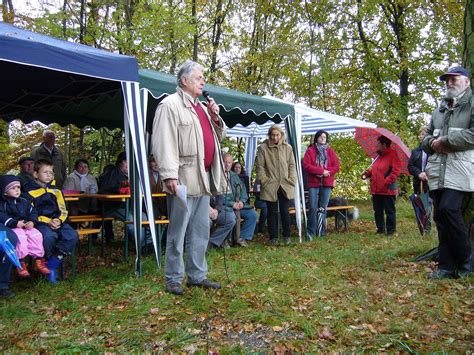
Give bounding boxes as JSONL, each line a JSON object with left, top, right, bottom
{"left": 23, "top": 159, "right": 78, "bottom": 284}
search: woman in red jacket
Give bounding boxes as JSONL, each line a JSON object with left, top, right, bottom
{"left": 361, "top": 135, "right": 402, "bottom": 235}
{"left": 303, "top": 130, "right": 340, "bottom": 237}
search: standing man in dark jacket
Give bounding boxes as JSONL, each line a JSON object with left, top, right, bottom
{"left": 408, "top": 126, "right": 430, "bottom": 194}
{"left": 408, "top": 126, "right": 432, "bottom": 234}
{"left": 31, "top": 130, "right": 67, "bottom": 189}
{"left": 422, "top": 66, "right": 473, "bottom": 279}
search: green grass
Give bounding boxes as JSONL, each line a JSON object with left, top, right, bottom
{"left": 0, "top": 198, "right": 472, "bottom": 352}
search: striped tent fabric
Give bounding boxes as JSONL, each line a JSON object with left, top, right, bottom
{"left": 0, "top": 23, "right": 158, "bottom": 275}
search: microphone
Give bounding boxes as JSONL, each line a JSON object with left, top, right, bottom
{"left": 203, "top": 90, "right": 219, "bottom": 116}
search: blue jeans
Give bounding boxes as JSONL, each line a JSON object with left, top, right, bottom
{"left": 308, "top": 187, "right": 332, "bottom": 237}
{"left": 254, "top": 199, "right": 267, "bottom": 233}
{"left": 209, "top": 210, "right": 235, "bottom": 247}
{"left": 239, "top": 208, "right": 258, "bottom": 240}
{"left": 36, "top": 223, "right": 78, "bottom": 257}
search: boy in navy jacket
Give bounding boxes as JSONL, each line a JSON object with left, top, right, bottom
{"left": 23, "top": 159, "right": 78, "bottom": 284}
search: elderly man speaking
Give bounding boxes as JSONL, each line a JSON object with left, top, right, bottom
{"left": 422, "top": 66, "right": 473, "bottom": 280}
{"left": 152, "top": 60, "right": 226, "bottom": 295}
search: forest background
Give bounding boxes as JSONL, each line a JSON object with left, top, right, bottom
{"left": 1, "top": 0, "right": 473, "bottom": 199}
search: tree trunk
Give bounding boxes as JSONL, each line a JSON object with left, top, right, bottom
{"left": 209, "top": 0, "right": 229, "bottom": 80}
{"left": 2, "top": 0, "right": 14, "bottom": 23}
{"left": 62, "top": 0, "right": 67, "bottom": 37}
{"left": 464, "top": 0, "right": 473, "bottom": 91}
{"left": 192, "top": 0, "right": 198, "bottom": 61}
{"left": 168, "top": 0, "right": 177, "bottom": 74}
{"left": 79, "top": 0, "right": 86, "bottom": 43}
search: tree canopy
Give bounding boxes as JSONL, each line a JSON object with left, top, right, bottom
{"left": 0, "top": 0, "right": 467, "bottom": 197}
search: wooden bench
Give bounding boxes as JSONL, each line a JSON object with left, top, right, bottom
{"left": 123, "top": 219, "right": 170, "bottom": 262}
{"left": 68, "top": 215, "right": 114, "bottom": 223}
{"left": 65, "top": 228, "right": 102, "bottom": 279}
{"left": 289, "top": 205, "right": 355, "bottom": 231}
{"left": 68, "top": 215, "right": 115, "bottom": 257}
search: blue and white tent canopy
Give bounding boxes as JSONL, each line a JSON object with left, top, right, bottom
{"left": 227, "top": 100, "right": 376, "bottom": 242}
{"left": 227, "top": 103, "right": 376, "bottom": 138}
{"left": 227, "top": 102, "right": 376, "bottom": 172}
{"left": 0, "top": 23, "right": 158, "bottom": 273}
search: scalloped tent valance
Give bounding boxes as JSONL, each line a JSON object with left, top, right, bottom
{"left": 138, "top": 69, "right": 295, "bottom": 130}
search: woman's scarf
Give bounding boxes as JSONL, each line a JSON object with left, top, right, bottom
{"left": 74, "top": 171, "right": 89, "bottom": 192}
{"left": 316, "top": 143, "right": 328, "bottom": 168}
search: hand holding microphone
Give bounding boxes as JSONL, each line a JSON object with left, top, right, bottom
{"left": 203, "top": 90, "right": 220, "bottom": 121}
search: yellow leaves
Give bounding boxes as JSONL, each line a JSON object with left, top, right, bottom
{"left": 443, "top": 302, "right": 452, "bottom": 314}
{"left": 272, "top": 325, "right": 283, "bottom": 332}
{"left": 244, "top": 323, "right": 256, "bottom": 332}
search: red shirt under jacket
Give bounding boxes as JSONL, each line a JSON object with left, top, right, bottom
{"left": 191, "top": 102, "right": 215, "bottom": 172}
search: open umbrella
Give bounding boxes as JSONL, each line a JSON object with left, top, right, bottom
{"left": 0, "top": 231, "right": 22, "bottom": 269}
{"left": 355, "top": 127, "right": 411, "bottom": 175}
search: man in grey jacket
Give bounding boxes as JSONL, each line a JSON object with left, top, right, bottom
{"left": 422, "top": 66, "right": 473, "bottom": 279}
{"left": 152, "top": 60, "right": 226, "bottom": 295}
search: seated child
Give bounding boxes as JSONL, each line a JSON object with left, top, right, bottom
{"left": 23, "top": 159, "right": 78, "bottom": 284}
{"left": 0, "top": 223, "right": 18, "bottom": 298}
{"left": 0, "top": 175, "right": 50, "bottom": 278}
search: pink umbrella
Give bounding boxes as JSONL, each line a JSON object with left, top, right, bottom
{"left": 354, "top": 127, "right": 410, "bottom": 175}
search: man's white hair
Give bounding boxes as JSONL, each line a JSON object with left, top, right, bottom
{"left": 177, "top": 60, "right": 204, "bottom": 88}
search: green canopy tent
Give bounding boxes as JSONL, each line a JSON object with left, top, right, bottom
{"left": 139, "top": 69, "right": 294, "bottom": 131}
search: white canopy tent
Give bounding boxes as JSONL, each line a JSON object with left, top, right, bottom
{"left": 227, "top": 102, "right": 376, "bottom": 241}
{"left": 228, "top": 103, "right": 376, "bottom": 172}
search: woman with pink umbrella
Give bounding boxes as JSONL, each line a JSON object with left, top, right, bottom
{"left": 361, "top": 135, "right": 402, "bottom": 235}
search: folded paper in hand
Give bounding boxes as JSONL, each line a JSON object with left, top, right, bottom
{"left": 176, "top": 185, "right": 188, "bottom": 212}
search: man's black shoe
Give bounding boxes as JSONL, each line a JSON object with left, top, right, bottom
{"left": 0, "top": 288, "right": 15, "bottom": 298}
{"left": 269, "top": 239, "right": 278, "bottom": 246}
{"left": 165, "top": 283, "right": 184, "bottom": 295}
{"left": 428, "top": 269, "right": 455, "bottom": 280}
{"left": 187, "top": 279, "right": 221, "bottom": 289}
